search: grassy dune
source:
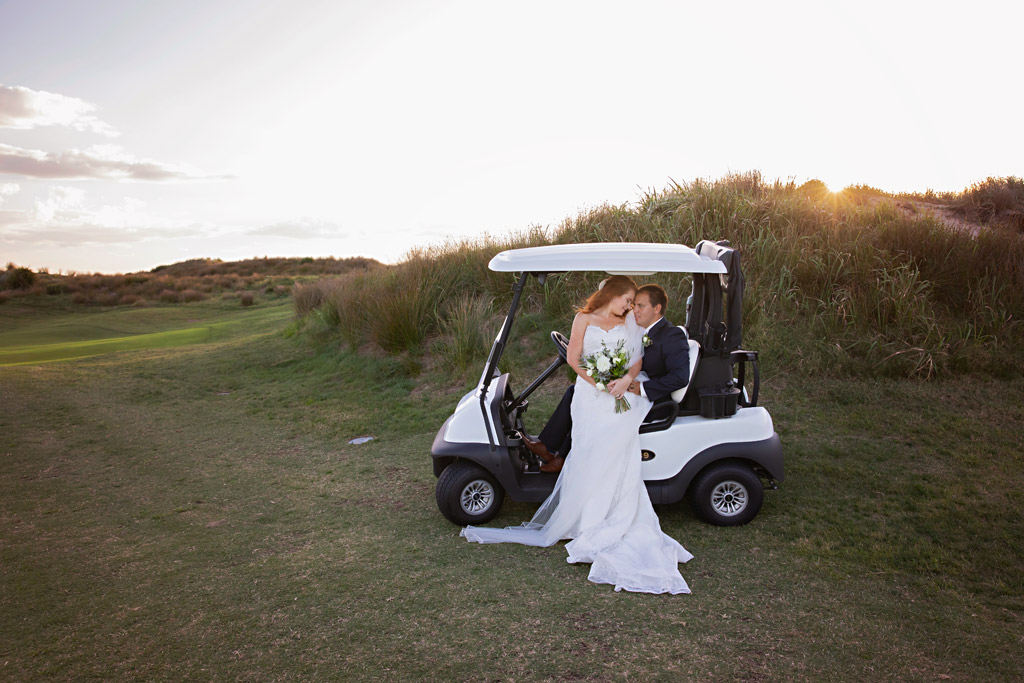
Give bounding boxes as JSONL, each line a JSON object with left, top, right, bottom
{"left": 294, "top": 174, "right": 1024, "bottom": 381}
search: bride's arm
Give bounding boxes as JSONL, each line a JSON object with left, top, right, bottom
{"left": 566, "top": 313, "right": 598, "bottom": 388}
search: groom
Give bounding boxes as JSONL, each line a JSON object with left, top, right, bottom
{"left": 521, "top": 284, "right": 692, "bottom": 472}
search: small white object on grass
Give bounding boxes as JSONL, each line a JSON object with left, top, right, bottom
{"left": 348, "top": 436, "right": 375, "bottom": 445}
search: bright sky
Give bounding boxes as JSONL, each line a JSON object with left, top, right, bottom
{"left": 1, "top": 0, "right": 1020, "bottom": 273}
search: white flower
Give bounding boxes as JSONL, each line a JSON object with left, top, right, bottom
{"left": 586, "top": 369, "right": 593, "bottom": 376}
{"left": 595, "top": 382, "right": 606, "bottom": 391}
{"left": 596, "top": 355, "right": 611, "bottom": 373}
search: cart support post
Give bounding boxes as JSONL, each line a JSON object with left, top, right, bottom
{"left": 479, "top": 271, "right": 530, "bottom": 451}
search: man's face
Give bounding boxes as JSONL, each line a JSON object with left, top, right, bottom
{"left": 633, "top": 292, "right": 661, "bottom": 328}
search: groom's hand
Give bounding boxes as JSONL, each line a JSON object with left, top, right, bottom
{"left": 628, "top": 381, "right": 641, "bottom": 395}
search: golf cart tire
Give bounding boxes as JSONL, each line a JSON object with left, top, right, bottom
{"left": 436, "top": 461, "right": 506, "bottom": 526}
{"left": 690, "top": 462, "right": 763, "bottom": 526}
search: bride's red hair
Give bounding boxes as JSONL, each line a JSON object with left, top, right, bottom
{"left": 577, "top": 275, "right": 638, "bottom": 315}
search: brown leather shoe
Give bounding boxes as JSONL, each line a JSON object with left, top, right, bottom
{"left": 520, "top": 432, "right": 555, "bottom": 463}
{"left": 539, "top": 456, "right": 564, "bottom": 473}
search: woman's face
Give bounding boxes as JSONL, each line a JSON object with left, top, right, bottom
{"left": 609, "top": 291, "right": 635, "bottom": 316}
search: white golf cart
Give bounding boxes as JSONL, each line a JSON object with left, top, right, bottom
{"left": 432, "top": 240, "right": 783, "bottom": 527}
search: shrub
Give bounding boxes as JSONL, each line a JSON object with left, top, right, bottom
{"left": 239, "top": 292, "right": 255, "bottom": 307}
{"left": 180, "top": 289, "right": 206, "bottom": 302}
{"left": 97, "top": 292, "right": 121, "bottom": 307}
{"left": 797, "top": 179, "right": 831, "bottom": 199}
{"left": 2, "top": 265, "right": 36, "bottom": 290}
{"left": 159, "top": 289, "right": 180, "bottom": 303}
{"left": 940, "top": 177, "right": 1024, "bottom": 226}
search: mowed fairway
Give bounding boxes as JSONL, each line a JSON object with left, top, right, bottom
{"left": 0, "top": 303, "right": 291, "bottom": 365}
{"left": 1, "top": 300, "right": 1022, "bottom": 681}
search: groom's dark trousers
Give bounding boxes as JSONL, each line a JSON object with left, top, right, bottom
{"left": 538, "top": 384, "right": 576, "bottom": 456}
{"left": 535, "top": 318, "right": 691, "bottom": 458}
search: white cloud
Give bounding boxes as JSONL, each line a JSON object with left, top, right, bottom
{"left": 0, "top": 84, "right": 118, "bottom": 136}
{"left": 0, "top": 182, "right": 18, "bottom": 208}
{"left": 0, "top": 190, "right": 208, "bottom": 248}
{"left": 1, "top": 224, "right": 178, "bottom": 247}
{"left": 34, "top": 186, "right": 86, "bottom": 221}
{"left": 0, "top": 143, "right": 229, "bottom": 181}
{"left": 247, "top": 218, "right": 345, "bottom": 239}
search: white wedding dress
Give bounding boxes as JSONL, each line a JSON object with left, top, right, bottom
{"left": 461, "top": 312, "right": 692, "bottom": 594}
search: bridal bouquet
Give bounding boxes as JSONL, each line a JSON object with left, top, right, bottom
{"left": 581, "top": 339, "right": 632, "bottom": 413}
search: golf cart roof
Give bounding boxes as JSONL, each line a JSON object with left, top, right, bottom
{"left": 488, "top": 242, "right": 727, "bottom": 275}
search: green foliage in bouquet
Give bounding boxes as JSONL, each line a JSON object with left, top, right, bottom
{"left": 580, "top": 338, "right": 633, "bottom": 412}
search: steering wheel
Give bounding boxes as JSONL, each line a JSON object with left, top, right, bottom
{"left": 550, "top": 331, "right": 569, "bottom": 363}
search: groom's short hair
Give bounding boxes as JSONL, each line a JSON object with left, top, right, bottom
{"left": 638, "top": 284, "right": 667, "bottom": 313}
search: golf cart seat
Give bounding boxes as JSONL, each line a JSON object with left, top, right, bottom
{"left": 639, "top": 332, "right": 700, "bottom": 434}
{"left": 672, "top": 336, "right": 701, "bottom": 403}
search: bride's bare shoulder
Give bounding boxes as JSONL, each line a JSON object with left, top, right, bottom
{"left": 571, "top": 312, "right": 591, "bottom": 332}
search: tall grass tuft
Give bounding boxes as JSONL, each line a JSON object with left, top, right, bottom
{"left": 292, "top": 280, "right": 328, "bottom": 318}
{"left": 366, "top": 255, "right": 448, "bottom": 352}
{"left": 438, "top": 294, "right": 495, "bottom": 373}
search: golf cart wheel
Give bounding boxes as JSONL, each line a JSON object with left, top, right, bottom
{"left": 690, "top": 463, "right": 763, "bottom": 526}
{"left": 436, "top": 461, "right": 505, "bottom": 526}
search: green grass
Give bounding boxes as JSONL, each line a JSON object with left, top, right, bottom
{"left": 1, "top": 299, "right": 1022, "bottom": 680}
{"left": 0, "top": 303, "right": 292, "bottom": 365}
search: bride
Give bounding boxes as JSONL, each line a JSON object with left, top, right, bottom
{"left": 461, "top": 275, "right": 692, "bottom": 594}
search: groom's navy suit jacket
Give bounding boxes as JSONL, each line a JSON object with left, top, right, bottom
{"left": 537, "top": 317, "right": 691, "bottom": 456}
{"left": 639, "top": 317, "right": 691, "bottom": 404}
